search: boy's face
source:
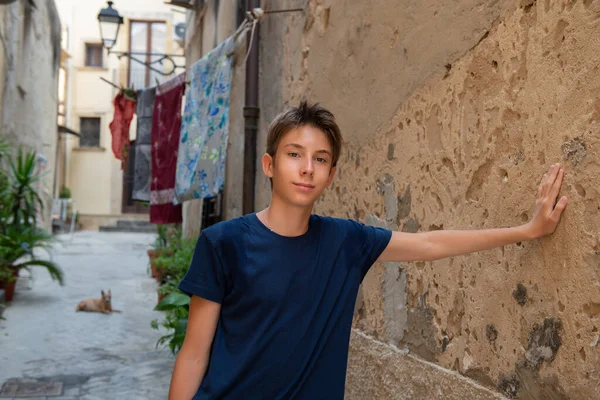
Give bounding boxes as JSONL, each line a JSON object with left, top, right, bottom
{"left": 262, "top": 125, "right": 337, "bottom": 209}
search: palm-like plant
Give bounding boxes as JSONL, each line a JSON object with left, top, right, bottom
{"left": 0, "top": 225, "right": 63, "bottom": 284}
{"left": 0, "top": 139, "right": 64, "bottom": 289}
{"left": 2, "top": 148, "right": 46, "bottom": 227}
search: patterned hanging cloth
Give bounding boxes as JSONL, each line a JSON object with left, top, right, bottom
{"left": 132, "top": 87, "right": 156, "bottom": 202}
{"left": 174, "top": 36, "right": 235, "bottom": 204}
{"left": 109, "top": 88, "right": 136, "bottom": 170}
{"left": 150, "top": 73, "right": 186, "bottom": 224}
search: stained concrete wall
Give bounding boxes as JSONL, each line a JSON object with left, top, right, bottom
{"left": 181, "top": 0, "right": 246, "bottom": 239}
{"left": 0, "top": 0, "right": 62, "bottom": 228}
{"left": 258, "top": 0, "right": 600, "bottom": 398}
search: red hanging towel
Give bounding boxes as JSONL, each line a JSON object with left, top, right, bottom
{"left": 150, "top": 73, "right": 186, "bottom": 224}
{"left": 109, "top": 90, "right": 136, "bottom": 170}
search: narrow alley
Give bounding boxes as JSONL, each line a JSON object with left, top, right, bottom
{"left": 0, "top": 231, "right": 175, "bottom": 400}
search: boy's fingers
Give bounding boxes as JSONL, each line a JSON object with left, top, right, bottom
{"left": 550, "top": 196, "right": 568, "bottom": 221}
{"left": 542, "top": 166, "right": 553, "bottom": 197}
{"left": 543, "top": 164, "right": 559, "bottom": 198}
{"left": 549, "top": 168, "right": 565, "bottom": 202}
{"left": 537, "top": 174, "right": 547, "bottom": 201}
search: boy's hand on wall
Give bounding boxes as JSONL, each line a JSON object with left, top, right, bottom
{"left": 526, "top": 163, "right": 568, "bottom": 239}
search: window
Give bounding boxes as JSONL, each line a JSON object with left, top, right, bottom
{"left": 85, "top": 43, "right": 104, "bottom": 68}
{"left": 129, "top": 21, "right": 168, "bottom": 89}
{"left": 79, "top": 117, "right": 101, "bottom": 147}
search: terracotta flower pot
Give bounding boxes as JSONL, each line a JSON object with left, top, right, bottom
{"left": 0, "top": 270, "right": 19, "bottom": 302}
{"left": 158, "top": 289, "right": 170, "bottom": 304}
{"left": 148, "top": 248, "right": 172, "bottom": 282}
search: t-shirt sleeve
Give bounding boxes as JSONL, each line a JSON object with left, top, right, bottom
{"left": 346, "top": 220, "right": 393, "bottom": 278}
{"left": 177, "top": 232, "right": 227, "bottom": 304}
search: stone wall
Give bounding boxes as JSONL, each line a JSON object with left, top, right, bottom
{"left": 259, "top": 0, "right": 600, "bottom": 398}
{"left": 0, "top": 0, "right": 61, "bottom": 227}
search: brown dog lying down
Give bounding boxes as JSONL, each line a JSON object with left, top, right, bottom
{"left": 76, "top": 290, "right": 121, "bottom": 314}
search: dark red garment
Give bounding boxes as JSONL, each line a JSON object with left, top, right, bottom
{"left": 109, "top": 91, "right": 136, "bottom": 170}
{"left": 150, "top": 73, "right": 186, "bottom": 224}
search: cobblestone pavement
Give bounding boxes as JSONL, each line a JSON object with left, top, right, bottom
{"left": 0, "top": 231, "right": 176, "bottom": 400}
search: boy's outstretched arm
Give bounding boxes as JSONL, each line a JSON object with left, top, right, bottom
{"left": 378, "top": 163, "right": 568, "bottom": 263}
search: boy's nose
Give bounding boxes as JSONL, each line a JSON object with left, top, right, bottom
{"left": 301, "top": 160, "right": 314, "bottom": 176}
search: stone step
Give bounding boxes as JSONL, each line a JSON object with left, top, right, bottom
{"left": 116, "top": 220, "right": 153, "bottom": 229}
{"left": 98, "top": 225, "right": 157, "bottom": 233}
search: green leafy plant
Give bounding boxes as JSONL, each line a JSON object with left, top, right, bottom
{"left": 153, "top": 224, "right": 170, "bottom": 250}
{"left": 155, "top": 235, "right": 195, "bottom": 286}
{"left": 0, "top": 225, "right": 63, "bottom": 284}
{"left": 151, "top": 230, "right": 197, "bottom": 355}
{"left": 0, "top": 139, "right": 64, "bottom": 294}
{"left": 152, "top": 292, "right": 190, "bottom": 354}
{"left": 1, "top": 148, "right": 46, "bottom": 227}
{"left": 58, "top": 186, "right": 71, "bottom": 199}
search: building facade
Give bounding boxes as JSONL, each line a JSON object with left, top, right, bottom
{"left": 54, "top": 0, "right": 186, "bottom": 230}
{"left": 0, "top": 0, "right": 62, "bottom": 228}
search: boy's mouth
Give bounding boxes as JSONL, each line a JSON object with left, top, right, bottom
{"left": 293, "top": 183, "right": 316, "bottom": 190}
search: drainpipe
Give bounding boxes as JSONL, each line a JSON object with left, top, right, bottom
{"left": 242, "top": 0, "right": 259, "bottom": 215}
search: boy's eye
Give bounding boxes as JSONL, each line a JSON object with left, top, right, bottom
{"left": 288, "top": 152, "right": 300, "bottom": 158}
{"left": 316, "top": 157, "right": 328, "bottom": 163}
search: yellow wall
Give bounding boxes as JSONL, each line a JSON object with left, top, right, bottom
{"left": 55, "top": 0, "right": 185, "bottom": 216}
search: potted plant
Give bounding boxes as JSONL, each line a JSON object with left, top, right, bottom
{"left": 154, "top": 235, "right": 195, "bottom": 303}
{"left": 0, "top": 143, "right": 64, "bottom": 302}
{"left": 151, "top": 292, "right": 190, "bottom": 354}
{"left": 150, "top": 234, "right": 197, "bottom": 351}
{"left": 0, "top": 225, "right": 64, "bottom": 301}
{"left": 148, "top": 224, "right": 176, "bottom": 280}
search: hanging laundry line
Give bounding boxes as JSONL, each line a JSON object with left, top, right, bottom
{"left": 98, "top": 7, "right": 300, "bottom": 91}
{"left": 99, "top": 77, "right": 122, "bottom": 90}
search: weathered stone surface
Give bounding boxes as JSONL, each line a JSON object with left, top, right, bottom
{"left": 0, "top": 1, "right": 61, "bottom": 230}
{"left": 346, "top": 330, "right": 505, "bottom": 399}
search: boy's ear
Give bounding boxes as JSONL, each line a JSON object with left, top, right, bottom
{"left": 262, "top": 153, "right": 274, "bottom": 178}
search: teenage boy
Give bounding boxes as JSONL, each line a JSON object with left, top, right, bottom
{"left": 169, "top": 102, "right": 568, "bottom": 399}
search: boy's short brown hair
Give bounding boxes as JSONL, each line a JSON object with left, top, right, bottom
{"left": 266, "top": 101, "right": 343, "bottom": 167}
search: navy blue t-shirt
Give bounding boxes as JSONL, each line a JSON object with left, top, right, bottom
{"left": 178, "top": 213, "right": 392, "bottom": 399}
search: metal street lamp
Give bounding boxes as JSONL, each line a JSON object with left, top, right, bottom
{"left": 97, "top": 1, "right": 123, "bottom": 51}
{"left": 97, "top": 1, "right": 184, "bottom": 77}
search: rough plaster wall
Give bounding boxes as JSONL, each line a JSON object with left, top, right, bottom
{"left": 0, "top": 0, "right": 61, "bottom": 228}
{"left": 260, "top": 0, "right": 600, "bottom": 398}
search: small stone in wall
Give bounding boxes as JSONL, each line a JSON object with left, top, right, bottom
{"left": 441, "top": 335, "right": 450, "bottom": 352}
{"left": 387, "top": 143, "right": 395, "bottom": 160}
{"left": 498, "top": 374, "right": 520, "bottom": 399}
{"left": 512, "top": 283, "right": 527, "bottom": 305}
{"left": 402, "top": 217, "right": 420, "bottom": 233}
{"left": 397, "top": 185, "right": 412, "bottom": 221}
{"left": 524, "top": 317, "right": 562, "bottom": 368}
{"left": 562, "top": 137, "right": 587, "bottom": 166}
{"left": 486, "top": 324, "right": 498, "bottom": 342}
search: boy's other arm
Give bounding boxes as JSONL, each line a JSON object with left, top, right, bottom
{"left": 378, "top": 163, "right": 568, "bottom": 263}
{"left": 168, "top": 295, "right": 220, "bottom": 400}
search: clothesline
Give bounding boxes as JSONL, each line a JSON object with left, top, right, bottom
{"left": 100, "top": 7, "right": 264, "bottom": 92}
